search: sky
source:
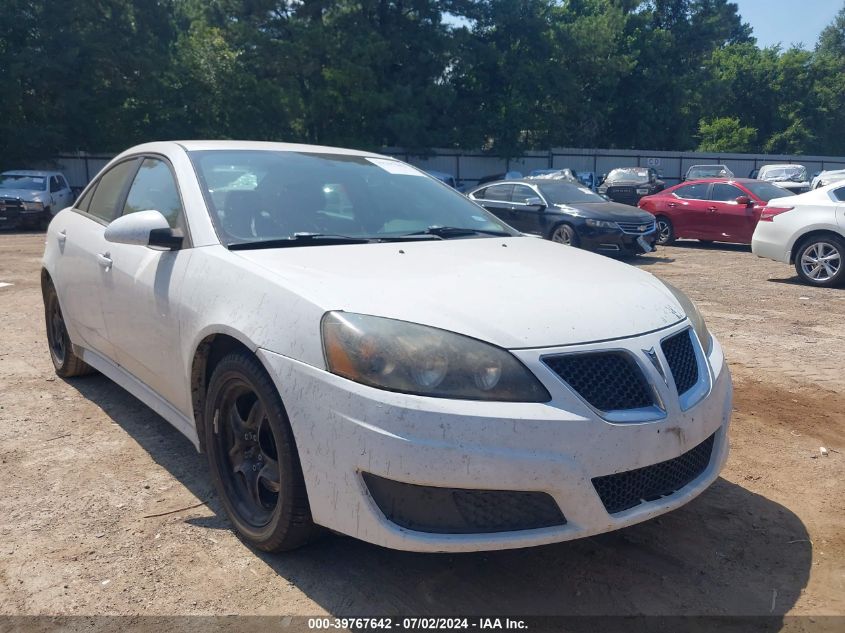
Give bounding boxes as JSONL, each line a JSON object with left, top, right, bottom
{"left": 734, "top": 0, "right": 840, "bottom": 49}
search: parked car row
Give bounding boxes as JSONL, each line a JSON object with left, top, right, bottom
{"left": 637, "top": 177, "right": 844, "bottom": 287}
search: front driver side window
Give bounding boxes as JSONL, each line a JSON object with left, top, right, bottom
{"left": 87, "top": 159, "right": 138, "bottom": 223}
{"left": 123, "top": 158, "right": 184, "bottom": 229}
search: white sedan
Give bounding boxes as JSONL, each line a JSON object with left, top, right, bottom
{"left": 751, "top": 183, "right": 845, "bottom": 287}
{"left": 42, "top": 141, "right": 732, "bottom": 553}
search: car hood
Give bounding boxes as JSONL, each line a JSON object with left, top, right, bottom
{"left": 555, "top": 202, "right": 655, "bottom": 222}
{"left": 234, "top": 237, "right": 686, "bottom": 349}
{"left": 0, "top": 188, "right": 44, "bottom": 200}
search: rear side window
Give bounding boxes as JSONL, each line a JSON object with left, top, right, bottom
{"left": 484, "top": 184, "right": 513, "bottom": 202}
{"left": 674, "top": 183, "right": 709, "bottom": 200}
{"left": 75, "top": 184, "right": 96, "bottom": 211}
{"left": 87, "top": 160, "right": 138, "bottom": 222}
{"left": 709, "top": 184, "right": 744, "bottom": 202}
{"left": 123, "top": 158, "right": 184, "bottom": 228}
{"left": 832, "top": 186, "right": 845, "bottom": 202}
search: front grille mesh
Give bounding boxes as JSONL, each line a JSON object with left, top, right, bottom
{"left": 362, "top": 473, "right": 566, "bottom": 534}
{"left": 593, "top": 433, "right": 716, "bottom": 514}
{"left": 617, "top": 220, "right": 655, "bottom": 234}
{"left": 662, "top": 330, "right": 699, "bottom": 395}
{"left": 544, "top": 352, "right": 653, "bottom": 411}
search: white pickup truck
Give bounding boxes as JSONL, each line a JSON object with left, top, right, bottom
{"left": 0, "top": 170, "right": 74, "bottom": 230}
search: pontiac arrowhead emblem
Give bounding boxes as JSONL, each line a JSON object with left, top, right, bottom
{"left": 643, "top": 347, "right": 668, "bottom": 384}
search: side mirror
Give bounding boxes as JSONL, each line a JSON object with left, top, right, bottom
{"left": 525, "top": 196, "right": 546, "bottom": 209}
{"left": 735, "top": 195, "right": 752, "bottom": 206}
{"left": 105, "top": 210, "right": 183, "bottom": 250}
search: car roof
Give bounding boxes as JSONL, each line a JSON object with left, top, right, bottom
{"left": 1, "top": 169, "right": 63, "bottom": 177}
{"left": 672, "top": 177, "right": 759, "bottom": 186}
{"left": 124, "top": 139, "right": 387, "bottom": 159}
{"left": 469, "top": 178, "right": 583, "bottom": 191}
{"left": 759, "top": 163, "right": 803, "bottom": 168}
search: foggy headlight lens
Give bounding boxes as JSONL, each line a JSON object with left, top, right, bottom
{"left": 585, "top": 219, "right": 617, "bottom": 229}
{"left": 661, "top": 281, "right": 713, "bottom": 355}
{"left": 321, "top": 312, "right": 550, "bottom": 402}
{"left": 22, "top": 201, "right": 44, "bottom": 213}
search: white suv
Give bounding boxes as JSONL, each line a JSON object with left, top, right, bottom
{"left": 751, "top": 183, "right": 845, "bottom": 287}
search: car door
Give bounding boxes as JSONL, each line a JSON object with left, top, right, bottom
{"left": 509, "top": 184, "right": 546, "bottom": 234}
{"left": 707, "top": 183, "right": 757, "bottom": 242}
{"left": 98, "top": 156, "right": 194, "bottom": 414}
{"left": 669, "top": 182, "right": 712, "bottom": 238}
{"left": 470, "top": 184, "right": 514, "bottom": 225}
{"left": 51, "top": 158, "right": 140, "bottom": 360}
{"left": 49, "top": 175, "right": 73, "bottom": 211}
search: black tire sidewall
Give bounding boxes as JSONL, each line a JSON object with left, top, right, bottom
{"left": 44, "top": 285, "right": 71, "bottom": 373}
{"left": 795, "top": 236, "right": 845, "bottom": 287}
{"left": 204, "top": 353, "right": 307, "bottom": 550}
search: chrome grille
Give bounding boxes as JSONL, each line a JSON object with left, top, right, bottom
{"left": 543, "top": 352, "right": 653, "bottom": 411}
{"left": 662, "top": 329, "right": 699, "bottom": 395}
{"left": 617, "top": 220, "right": 655, "bottom": 234}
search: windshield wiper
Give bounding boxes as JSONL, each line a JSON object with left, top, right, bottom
{"left": 229, "top": 233, "right": 371, "bottom": 250}
{"left": 405, "top": 226, "right": 514, "bottom": 239}
{"left": 228, "top": 232, "right": 444, "bottom": 250}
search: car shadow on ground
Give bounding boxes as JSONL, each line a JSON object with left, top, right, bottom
{"left": 67, "top": 375, "right": 812, "bottom": 620}
{"left": 668, "top": 240, "right": 752, "bottom": 253}
{"left": 617, "top": 254, "right": 675, "bottom": 266}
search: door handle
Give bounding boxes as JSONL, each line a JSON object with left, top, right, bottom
{"left": 667, "top": 202, "right": 677, "bottom": 208}
{"left": 57, "top": 230, "right": 67, "bottom": 245}
{"left": 97, "top": 252, "right": 113, "bottom": 269}
{"left": 707, "top": 206, "right": 717, "bottom": 212}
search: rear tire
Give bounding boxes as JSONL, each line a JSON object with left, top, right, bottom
{"left": 656, "top": 216, "right": 675, "bottom": 245}
{"left": 204, "top": 352, "right": 318, "bottom": 552}
{"left": 44, "top": 281, "right": 94, "bottom": 377}
{"left": 794, "top": 235, "right": 844, "bottom": 287}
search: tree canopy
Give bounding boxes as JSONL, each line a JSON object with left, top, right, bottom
{"left": 2, "top": 0, "right": 845, "bottom": 163}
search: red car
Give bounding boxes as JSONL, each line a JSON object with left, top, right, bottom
{"left": 638, "top": 178, "right": 794, "bottom": 245}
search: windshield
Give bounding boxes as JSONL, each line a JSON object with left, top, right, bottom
{"left": 0, "top": 174, "right": 46, "bottom": 191}
{"left": 758, "top": 166, "right": 808, "bottom": 182}
{"left": 687, "top": 166, "right": 731, "bottom": 179}
{"left": 190, "top": 150, "right": 517, "bottom": 245}
{"left": 606, "top": 168, "right": 649, "bottom": 182}
{"left": 538, "top": 182, "right": 605, "bottom": 205}
{"left": 744, "top": 181, "right": 796, "bottom": 201}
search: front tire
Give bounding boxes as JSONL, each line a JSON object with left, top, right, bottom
{"left": 656, "top": 216, "right": 675, "bottom": 245}
{"left": 794, "top": 236, "right": 844, "bottom": 287}
{"left": 44, "top": 281, "right": 94, "bottom": 377}
{"left": 550, "top": 223, "right": 578, "bottom": 246}
{"left": 204, "top": 352, "right": 317, "bottom": 552}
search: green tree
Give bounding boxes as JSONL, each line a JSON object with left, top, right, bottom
{"left": 697, "top": 117, "right": 756, "bottom": 152}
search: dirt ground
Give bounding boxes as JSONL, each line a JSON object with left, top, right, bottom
{"left": 0, "top": 231, "right": 843, "bottom": 621}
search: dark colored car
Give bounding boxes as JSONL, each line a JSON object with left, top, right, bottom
{"left": 597, "top": 167, "right": 664, "bottom": 206}
{"left": 638, "top": 178, "right": 794, "bottom": 245}
{"left": 467, "top": 179, "right": 658, "bottom": 255}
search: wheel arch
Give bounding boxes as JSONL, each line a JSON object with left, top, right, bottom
{"left": 190, "top": 330, "right": 267, "bottom": 453}
{"left": 788, "top": 228, "right": 845, "bottom": 264}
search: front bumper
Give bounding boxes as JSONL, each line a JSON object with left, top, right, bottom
{"left": 258, "top": 321, "right": 732, "bottom": 552}
{"left": 578, "top": 225, "right": 657, "bottom": 254}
